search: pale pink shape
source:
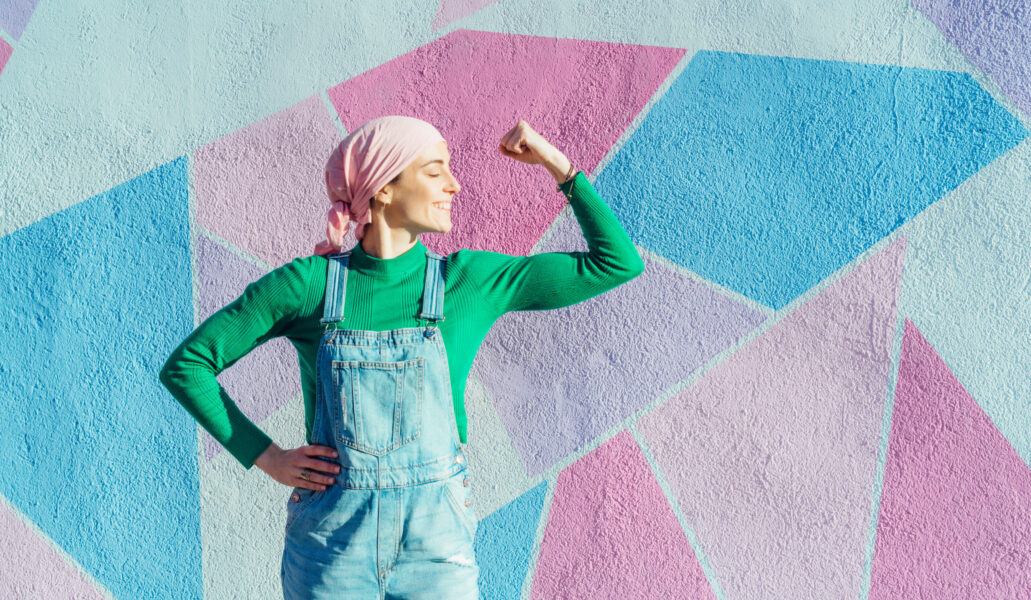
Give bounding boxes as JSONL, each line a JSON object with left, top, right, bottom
{"left": 431, "top": 0, "right": 501, "bottom": 30}
{"left": 0, "top": 503, "right": 106, "bottom": 599}
{"left": 869, "top": 319, "right": 1031, "bottom": 598}
{"left": 194, "top": 95, "right": 346, "bottom": 268}
{"left": 326, "top": 28, "right": 685, "bottom": 256}
{"left": 530, "top": 431, "right": 717, "bottom": 600}
{"left": 638, "top": 237, "right": 906, "bottom": 599}
{"left": 0, "top": 38, "right": 12, "bottom": 75}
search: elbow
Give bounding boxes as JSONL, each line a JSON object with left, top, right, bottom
{"left": 597, "top": 253, "right": 645, "bottom": 288}
{"left": 158, "top": 355, "right": 181, "bottom": 392}
{"left": 616, "top": 253, "right": 646, "bottom": 284}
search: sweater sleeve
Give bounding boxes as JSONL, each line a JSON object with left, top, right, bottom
{"left": 158, "top": 257, "right": 312, "bottom": 469}
{"left": 456, "top": 170, "right": 645, "bottom": 315}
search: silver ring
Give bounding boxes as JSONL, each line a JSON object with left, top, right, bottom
{"left": 300, "top": 468, "right": 311, "bottom": 481}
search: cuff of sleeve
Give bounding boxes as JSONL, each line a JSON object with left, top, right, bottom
{"left": 234, "top": 430, "right": 275, "bottom": 470}
{"left": 557, "top": 170, "right": 583, "bottom": 199}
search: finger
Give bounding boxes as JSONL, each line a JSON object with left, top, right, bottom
{"left": 300, "top": 470, "right": 335, "bottom": 487}
{"left": 303, "top": 444, "right": 339, "bottom": 459}
{"left": 501, "top": 132, "right": 516, "bottom": 153}
{"left": 503, "top": 127, "right": 522, "bottom": 152}
{"left": 303, "top": 457, "right": 341, "bottom": 476}
{"left": 297, "top": 479, "right": 328, "bottom": 492}
{"left": 296, "top": 465, "right": 335, "bottom": 488}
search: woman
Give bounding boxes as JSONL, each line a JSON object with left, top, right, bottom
{"left": 159, "top": 115, "right": 644, "bottom": 599}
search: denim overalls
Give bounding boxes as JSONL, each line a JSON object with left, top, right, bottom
{"left": 281, "top": 249, "right": 479, "bottom": 600}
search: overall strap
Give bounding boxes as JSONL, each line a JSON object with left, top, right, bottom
{"left": 320, "top": 251, "right": 351, "bottom": 325}
{"left": 418, "top": 251, "right": 447, "bottom": 324}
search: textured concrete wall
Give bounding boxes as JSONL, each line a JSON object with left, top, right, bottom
{"left": 2, "top": 2, "right": 1029, "bottom": 599}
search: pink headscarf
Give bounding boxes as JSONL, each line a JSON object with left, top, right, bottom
{"left": 314, "top": 115, "right": 447, "bottom": 255}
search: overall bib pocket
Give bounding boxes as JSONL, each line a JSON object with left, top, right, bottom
{"left": 331, "top": 358, "right": 424, "bottom": 456}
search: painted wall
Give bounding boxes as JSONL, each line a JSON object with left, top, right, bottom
{"left": 2, "top": 2, "right": 1029, "bottom": 599}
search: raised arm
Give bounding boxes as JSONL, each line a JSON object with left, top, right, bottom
{"left": 458, "top": 120, "right": 645, "bottom": 314}
{"left": 460, "top": 169, "right": 644, "bottom": 315}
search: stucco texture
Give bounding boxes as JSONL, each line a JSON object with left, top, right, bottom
{"left": 1, "top": 2, "right": 1029, "bottom": 599}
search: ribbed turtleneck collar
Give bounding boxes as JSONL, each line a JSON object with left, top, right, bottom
{"left": 347, "top": 238, "right": 428, "bottom": 278}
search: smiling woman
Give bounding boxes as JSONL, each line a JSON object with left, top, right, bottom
{"left": 362, "top": 139, "right": 461, "bottom": 241}
{"left": 158, "top": 115, "right": 644, "bottom": 599}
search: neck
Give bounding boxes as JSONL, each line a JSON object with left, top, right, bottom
{"left": 359, "top": 220, "right": 420, "bottom": 259}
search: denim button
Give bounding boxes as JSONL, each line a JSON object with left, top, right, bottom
{"left": 424, "top": 329, "right": 436, "bottom": 338}
{"left": 464, "top": 498, "right": 472, "bottom": 507}
{"left": 291, "top": 492, "right": 301, "bottom": 502}
{"left": 463, "top": 478, "right": 470, "bottom": 487}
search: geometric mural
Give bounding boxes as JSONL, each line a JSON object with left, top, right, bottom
{"left": 193, "top": 95, "right": 342, "bottom": 269}
{"left": 2, "top": 4, "right": 1029, "bottom": 599}
{"left": 599, "top": 50, "right": 1027, "bottom": 309}
{"left": 914, "top": 0, "right": 1031, "bottom": 118}
{"left": 0, "top": 38, "right": 12, "bottom": 76}
{"left": 639, "top": 237, "right": 906, "bottom": 599}
{"left": 898, "top": 137, "right": 1031, "bottom": 468}
{"left": 0, "top": 159, "right": 202, "bottom": 599}
{"left": 0, "top": 0, "right": 40, "bottom": 40}
{"left": 530, "top": 432, "right": 716, "bottom": 599}
{"left": 432, "top": 0, "right": 501, "bottom": 31}
{"left": 475, "top": 481, "right": 549, "bottom": 600}
{"left": 0, "top": 502, "right": 107, "bottom": 599}
{"left": 478, "top": 214, "right": 765, "bottom": 476}
{"left": 869, "top": 319, "right": 1031, "bottom": 598}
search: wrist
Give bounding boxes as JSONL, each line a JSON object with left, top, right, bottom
{"left": 542, "top": 152, "right": 574, "bottom": 184}
{"left": 253, "top": 442, "right": 282, "bottom": 472}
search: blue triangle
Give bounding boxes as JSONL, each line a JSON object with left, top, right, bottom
{"left": 475, "top": 481, "right": 549, "bottom": 600}
{"left": 0, "top": 158, "right": 201, "bottom": 599}
{"left": 601, "top": 50, "right": 1029, "bottom": 309}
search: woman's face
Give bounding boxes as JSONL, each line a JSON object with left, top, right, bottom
{"left": 379, "top": 140, "right": 460, "bottom": 235}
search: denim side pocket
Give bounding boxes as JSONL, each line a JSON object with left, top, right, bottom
{"left": 285, "top": 486, "right": 322, "bottom": 532}
{"left": 442, "top": 473, "right": 477, "bottom": 539}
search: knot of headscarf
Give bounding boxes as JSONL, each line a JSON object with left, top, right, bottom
{"left": 315, "top": 115, "right": 446, "bottom": 255}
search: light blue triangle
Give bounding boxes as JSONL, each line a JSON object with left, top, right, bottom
{"left": 0, "top": 157, "right": 201, "bottom": 599}
{"left": 475, "top": 481, "right": 549, "bottom": 600}
{"left": 601, "top": 50, "right": 1028, "bottom": 309}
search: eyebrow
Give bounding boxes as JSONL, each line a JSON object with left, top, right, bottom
{"left": 420, "top": 159, "right": 449, "bottom": 167}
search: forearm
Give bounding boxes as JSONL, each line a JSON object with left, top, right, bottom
{"left": 540, "top": 150, "right": 574, "bottom": 184}
{"left": 472, "top": 169, "right": 645, "bottom": 314}
{"left": 159, "top": 348, "right": 274, "bottom": 469}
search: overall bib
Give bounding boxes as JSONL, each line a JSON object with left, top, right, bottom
{"left": 281, "top": 249, "right": 479, "bottom": 600}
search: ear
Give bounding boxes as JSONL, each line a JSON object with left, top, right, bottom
{"left": 373, "top": 180, "right": 397, "bottom": 209}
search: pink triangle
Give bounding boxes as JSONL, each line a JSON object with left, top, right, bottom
{"left": 326, "top": 29, "right": 685, "bottom": 256}
{"left": 637, "top": 236, "right": 907, "bottom": 599}
{"left": 0, "top": 39, "right": 12, "bottom": 76}
{"left": 0, "top": 503, "right": 106, "bottom": 598}
{"left": 431, "top": 0, "right": 501, "bottom": 31}
{"left": 869, "top": 319, "right": 1031, "bottom": 598}
{"left": 530, "top": 431, "right": 717, "bottom": 600}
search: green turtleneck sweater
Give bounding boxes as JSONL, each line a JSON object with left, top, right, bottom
{"left": 159, "top": 171, "right": 644, "bottom": 469}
